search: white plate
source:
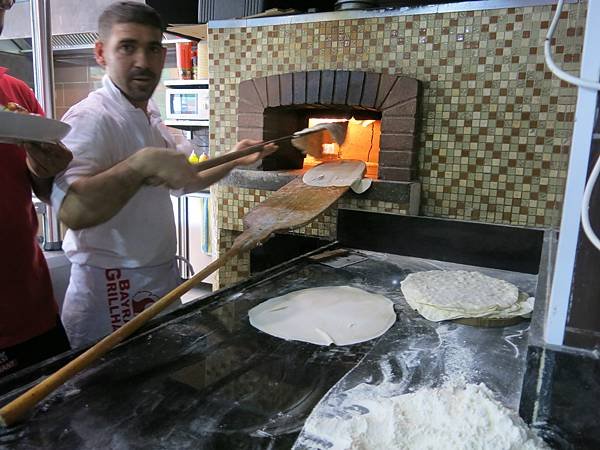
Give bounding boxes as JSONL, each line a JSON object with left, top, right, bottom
{"left": 0, "top": 111, "right": 71, "bottom": 145}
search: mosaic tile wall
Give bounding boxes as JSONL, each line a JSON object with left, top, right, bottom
{"left": 216, "top": 184, "right": 413, "bottom": 287}
{"left": 210, "top": 3, "right": 586, "bottom": 287}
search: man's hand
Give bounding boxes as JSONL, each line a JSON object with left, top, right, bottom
{"left": 25, "top": 141, "right": 73, "bottom": 179}
{"left": 128, "top": 147, "right": 198, "bottom": 190}
{"left": 233, "top": 139, "right": 278, "bottom": 166}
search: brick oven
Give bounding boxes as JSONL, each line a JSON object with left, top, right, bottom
{"left": 236, "top": 70, "right": 420, "bottom": 181}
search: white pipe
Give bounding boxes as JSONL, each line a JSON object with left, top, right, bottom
{"left": 544, "top": 0, "right": 600, "bottom": 91}
{"left": 544, "top": 0, "right": 600, "bottom": 345}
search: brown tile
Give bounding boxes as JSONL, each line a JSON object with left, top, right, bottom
{"left": 306, "top": 71, "right": 320, "bottom": 104}
{"left": 360, "top": 72, "right": 380, "bottom": 108}
{"left": 379, "top": 150, "right": 416, "bottom": 167}
{"left": 333, "top": 70, "right": 350, "bottom": 105}
{"left": 237, "top": 80, "right": 263, "bottom": 113}
{"left": 54, "top": 65, "right": 88, "bottom": 83}
{"left": 293, "top": 72, "right": 307, "bottom": 105}
{"left": 237, "top": 113, "right": 263, "bottom": 129}
{"left": 382, "top": 98, "right": 418, "bottom": 117}
{"left": 55, "top": 107, "right": 69, "bottom": 119}
{"left": 347, "top": 71, "right": 365, "bottom": 105}
{"left": 380, "top": 133, "right": 415, "bottom": 151}
{"left": 375, "top": 73, "right": 397, "bottom": 109}
{"left": 378, "top": 166, "right": 414, "bottom": 181}
{"left": 237, "top": 127, "right": 263, "bottom": 141}
{"left": 267, "top": 75, "right": 280, "bottom": 107}
{"left": 62, "top": 83, "right": 94, "bottom": 108}
{"left": 381, "top": 117, "right": 416, "bottom": 134}
{"left": 320, "top": 70, "right": 335, "bottom": 104}
{"left": 280, "top": 73, "right": 293, "bottom": 106}
{"left": 253, "top": 77, "right": 268, "bottom": 106}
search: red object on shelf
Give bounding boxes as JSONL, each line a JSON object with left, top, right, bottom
{"left": 176, "top": 42, "right": 193, "bottom": 80}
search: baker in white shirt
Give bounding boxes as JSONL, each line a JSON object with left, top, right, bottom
{"left": 52, "top": 2, "right": 274, "bottom": 349}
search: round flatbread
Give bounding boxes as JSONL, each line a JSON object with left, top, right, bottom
{"left": 248, "top": 286, "right": 396, "bottom": 346}
{"left": 302, "top": 160, "right": 366, "bottom": 187}
{"left": 400, "top": 270, "right": 528, "bottom": 322}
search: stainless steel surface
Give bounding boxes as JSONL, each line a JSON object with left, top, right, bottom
{"left": 177, "top": 196, "right": 191, "bottom": 279}
{"left": 209, "top": 0, "right": 577, "bottom": 29}
{"left": 0, "top": 0, "right": 187, "bottom": 53}
{"left": 31, "top": 0, "right": 62, "bottom": 250}
{"left": 1, "top": 0, "right": 124, "bottom": 39}
{"left": 31, "top": 0, "right": 53, "bottom": 118}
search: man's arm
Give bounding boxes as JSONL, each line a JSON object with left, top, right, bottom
{"left": 183, "top": 140, "right": 277, "bottom": 193}
{"left": 25, "top": 141, "right": 73, "bottom": 202}
{"left": 60, "top": 140, "right": 276, "bottom": 230}
{"left": 58, "top": 158, "right": 145, "bottom": 230}
{"left": 58, "top": 147, "right": 203, "bottom": 230}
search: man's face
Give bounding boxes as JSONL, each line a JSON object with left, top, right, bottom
{"left": 95, "top": 22, "right": 166, "bottom": 108}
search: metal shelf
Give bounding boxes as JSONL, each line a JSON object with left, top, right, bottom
{"left": 164, "top": 119, "right": 209, "bottom": 128}
{"left": 164, "top": 79, "right": 209, "bottom": 87}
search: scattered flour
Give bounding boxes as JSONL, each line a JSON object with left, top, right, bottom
{"left": 299, "top": 381, "right": 549, "bottom": 450}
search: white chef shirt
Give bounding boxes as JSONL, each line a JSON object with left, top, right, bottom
{"left": 52, "top": 75, "right": 178, "bottom": 269}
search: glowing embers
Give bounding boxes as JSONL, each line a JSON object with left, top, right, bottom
{"left": 303, "top": 117, "right": 381, "bottom": 179}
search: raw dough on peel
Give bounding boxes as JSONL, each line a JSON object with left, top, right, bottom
{"left": 350, "top": 177, "right": 372, "bottom": 194}
{"left": 401, "top": 270, "right": 530, "bottom": 322}
{"left": 248, "top": 286, "right": 396, "bottom": 345}
{"left": 303, "top": 160, "right": 366, "bottom": 187}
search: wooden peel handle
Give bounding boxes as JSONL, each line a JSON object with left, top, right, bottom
{"left": 0, "top": 247, "right": 240, "bottom": 427}
{"left": 193, "top": 136, "right": 291, "bottom": 172}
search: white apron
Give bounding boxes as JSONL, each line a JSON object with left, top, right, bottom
{"left": 61, "top": 260, "right": 181, "bottom": 349}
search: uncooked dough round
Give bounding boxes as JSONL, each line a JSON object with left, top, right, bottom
{"left": 302, "top": 160, "right": 366, "bottom": 187}
{"left": 248, "top": 286, "right": 396, "bottom": 345}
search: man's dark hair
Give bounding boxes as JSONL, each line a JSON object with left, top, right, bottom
{"left": 98, "top": 1, "right": 164, "bottom": 40}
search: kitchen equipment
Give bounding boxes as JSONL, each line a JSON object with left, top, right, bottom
{"left": 165, "top": 80, "right": 210, "bottom": 122}
{"left": 335, "top": 0, "right": 378, "bottom": 10}
{"left": 193, "top": 122, "right": 348, "bottom": 172}
{"left": 0, "top": 163, "right": 357, "bottom": 427}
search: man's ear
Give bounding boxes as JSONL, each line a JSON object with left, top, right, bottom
{"left": 94, "top": 41, "right": 106, "bottom": 67}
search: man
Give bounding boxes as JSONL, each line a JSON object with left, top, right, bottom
{"left": 52, "top": 2, "right": 272, "bottom": 349}
{"left": 0, "top": 0, "right": 72, "bottom": 377}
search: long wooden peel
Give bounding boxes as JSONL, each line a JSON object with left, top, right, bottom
{"left": 0, "top": 175, "right": 353, "bottom": 427}
{"left": 193, "top": 122, "right": 348, "bottom": 172}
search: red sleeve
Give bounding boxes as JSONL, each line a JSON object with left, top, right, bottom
{"left": 16, "top": 80, "right": 45, "bottom": 116}
{"left": 0, "top": 72, "right": 45, "bottom": 116}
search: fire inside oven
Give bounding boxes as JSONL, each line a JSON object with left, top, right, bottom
{"left": 261, "top": 107, "right": 381, "bottom": 178}
{"left": 303, "top": 116, "right": 381, "bottom": 179}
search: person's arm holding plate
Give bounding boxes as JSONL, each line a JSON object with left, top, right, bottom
{"left": 25, "top": 142, "right": 73, "bottom": 202}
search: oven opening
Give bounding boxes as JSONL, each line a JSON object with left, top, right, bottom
{"left": 304, "top": 115, "right": 381, "bottom": 179}
{"left": 261, "top": 106, "right": 381, "bottom": 179}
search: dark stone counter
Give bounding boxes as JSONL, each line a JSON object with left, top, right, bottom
{"left": 0, "top": 249, "right": 535, "bottom": 450}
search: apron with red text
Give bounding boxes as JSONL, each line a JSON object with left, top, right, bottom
{"left": 61, "top": 260, "right": 180, "bottom": 349}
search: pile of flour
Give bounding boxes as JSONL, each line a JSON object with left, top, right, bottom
{"left": 299, "top": 381, "right": 548, "bottom": 450}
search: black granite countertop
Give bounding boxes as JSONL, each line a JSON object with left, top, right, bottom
{"left": 0, "top": 250, "right": 535, "bottom": 450}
